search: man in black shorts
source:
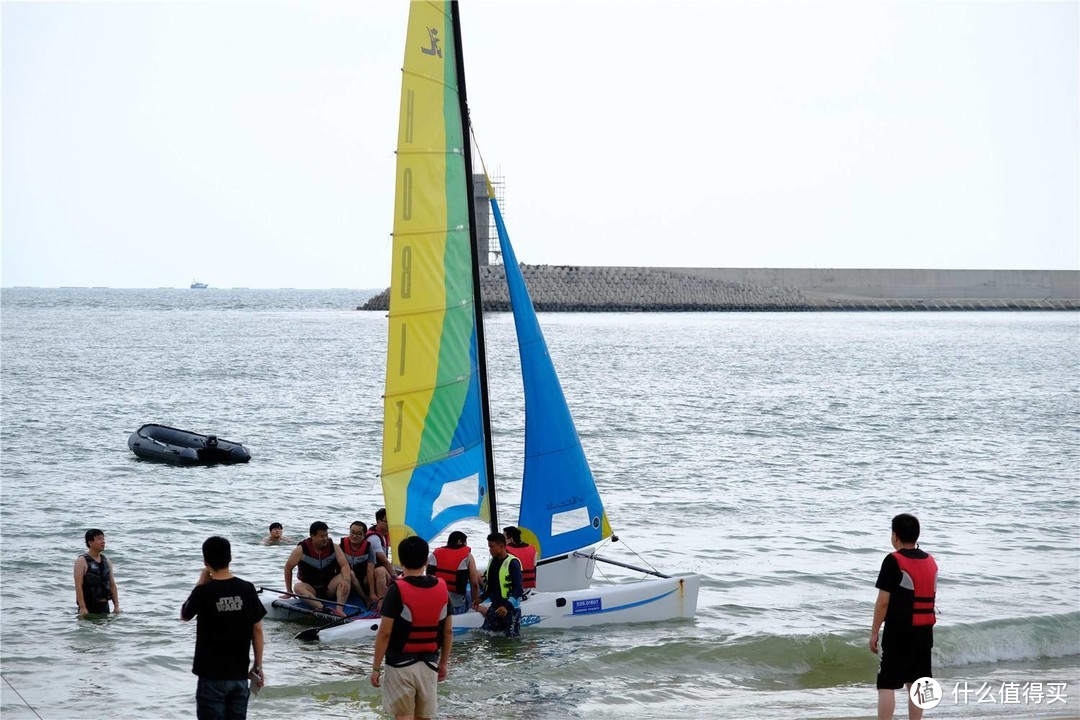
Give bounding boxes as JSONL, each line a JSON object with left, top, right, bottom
{"left": 869, "top": 513, "right": 938, "bottom": 720}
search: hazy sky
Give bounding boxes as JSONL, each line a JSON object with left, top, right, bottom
{"left": 4, "top": 1, "right": 1078, "bottom": 289}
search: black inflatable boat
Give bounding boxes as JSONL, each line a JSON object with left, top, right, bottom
{"left": 127, "top": 424, "right": 252, "bottom": 465}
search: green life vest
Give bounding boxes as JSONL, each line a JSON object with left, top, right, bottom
{"left": 491, "top": 555, "right": 521, "bottom": 601}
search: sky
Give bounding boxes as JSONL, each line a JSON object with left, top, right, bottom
{"left": 3, "top": 1, "right": 1078, "bottom": 290}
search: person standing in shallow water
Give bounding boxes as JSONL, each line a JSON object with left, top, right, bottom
{"left": 371, "top": 535, "right": 453, "bottom": 720}
{"left": 870, "top": 513, "right": 938, "bottom": 720}
{"left": 473, "top": 532, "right": 524, "bottom": 637}
{"left": 181, "top": 535, "right": 266, "bottom": 720}
{"left": 74, "top": 529, "right": 119, "bottom": 616}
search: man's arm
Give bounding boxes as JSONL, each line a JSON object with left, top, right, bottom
{"left": 109, "top": 562, "right": 120, "bottom": 613}
{"left": 73, "top": 557, "right": 88, "bottom": 616}
{"left": 365, "top": 561, "right": 376, "bottom": 605}
{"left": 250, "top": 620, "right": 265, "bottom": 688}
{"left": 333, "top": 545, "right": 352, "bottom": 583}
{"left": 508, "top": 558, "right": 524, "bottom": 604}
{"left": 374, "top": 548, "right": 394, "bottom": 576}
{"left": 370, "top": 616, "right": 394, "bottom": 688}
{"left": 181, "top": 569, "right": 212, "bottom": 620}
{"left": 869, "top": 589, "right": 890, "bottom": 654}
{"left": 467, "top": 555, "right": 481, "bottom": 607}
{"left": 437, "top": 609, "right": 453, "bottom": 682}
{"left": 283, "top": 546, "right": 302, "bottom": 594}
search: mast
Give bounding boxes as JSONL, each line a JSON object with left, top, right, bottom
{"left": 451, "top": 1, "right": 498, "bottom": 535}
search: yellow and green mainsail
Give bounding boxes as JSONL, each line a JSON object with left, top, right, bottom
{"left": 382, "top": 0, "right": 492, "bottom": 555}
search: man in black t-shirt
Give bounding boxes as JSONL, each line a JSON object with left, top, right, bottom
{"left": 181, "top": 536, "right": 267, "bottom": 720}
{"left": 869, "top": 513, "right": 938, "bottom": 720}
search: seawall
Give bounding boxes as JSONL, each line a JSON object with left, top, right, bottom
{"left": 360, "top": 266, "right": 1080, "bottom": 312}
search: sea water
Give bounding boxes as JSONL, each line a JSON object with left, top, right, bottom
{"left": 1, "top": 288, "right": 1077, "bottom": 720}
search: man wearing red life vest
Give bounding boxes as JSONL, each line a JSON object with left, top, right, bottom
{"left": 503, "top": 526, "right": 538, "bottom": 592}
{"left": 427, "top": 530, "right": 481, "bottom": 614}
{"left": 340, "top": 521, "right": 391, "bottom": 609}
{"left": 371, "top": 535, "right": 453, "bottom": 719}
{"left": 869, "top": 513, "right": 938, "bottom": 720}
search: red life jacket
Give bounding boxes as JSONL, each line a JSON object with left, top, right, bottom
{"left": 298, "top": 538, "right": 339, "bottom": 587}
{"left": 892, "top": 551, "right": 937, "bottom": 626}
{"left": 339, "top": 536, "right": 370, "bottom": 571}
{"left": 431, "top": 545, "right": 471, "bottom": 594}
{"left": 507, "top": 543, "right": 537, "bottom": 589}
{"left": 395, "top": 578, "right": 449, "bottom": 654}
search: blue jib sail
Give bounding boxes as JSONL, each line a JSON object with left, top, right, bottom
{"left": 488, "top": 194, "right": 611, "bottom": 559}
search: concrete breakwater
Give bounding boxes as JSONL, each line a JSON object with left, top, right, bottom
{"left": 360, "top": 265, "right": 1080, "bottom": 312}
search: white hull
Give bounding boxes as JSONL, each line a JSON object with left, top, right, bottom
{"left": 312, "top": 573, "right": 700, "bottom": 644}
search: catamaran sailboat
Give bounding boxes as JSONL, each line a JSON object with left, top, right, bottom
{"left": 267, "top": 0, "right": 699, "bottom": 642}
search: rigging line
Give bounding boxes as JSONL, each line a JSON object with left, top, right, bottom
{"left": 602, "top": 537, "right": 663, "bottom": 578}
{"left": 1, "top": 673, "right": 45, "bottom": 720}
{"left": 468, "top": 127, "right": 496, "bottom": 198}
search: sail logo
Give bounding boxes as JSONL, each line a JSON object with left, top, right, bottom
{"left": 421, "top": 27, "right": 443, "bottom": 58}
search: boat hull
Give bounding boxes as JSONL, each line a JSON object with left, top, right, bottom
{"left": 302, "top": 574, "right": 700, "bottom": 644}
{"left": 127, "top": 423, "right": 251, "bottom": 465}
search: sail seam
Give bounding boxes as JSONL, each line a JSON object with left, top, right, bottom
{"left": 392, "top": 226, "right": 468, "bottom": 238}
{"left": 383, "top": 373, "right": 475, "bottom": 400}
{"left": 396, "top": 149, "right": 464, "bottom": 156}
{"left": 401, "top": 68, "right": 458, "bottom": 93}
{"left": 387, "top": 300, "right": 473, "bottom": 320}
{"left": 381, "top": 439, "right": 484, "bottom": 477}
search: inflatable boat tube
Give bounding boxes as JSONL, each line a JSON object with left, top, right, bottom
{"left": 127, "top": 423, "right": 251, "bottom": 465}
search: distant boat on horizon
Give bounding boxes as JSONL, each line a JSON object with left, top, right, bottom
{"left": 190, "top": 280, "right": 208, "bottom": 289}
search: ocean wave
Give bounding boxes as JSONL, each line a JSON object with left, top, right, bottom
{"left": 933, "top": 612, "right": 1080, "bottom": 666}
{"left": 636, "top": 613, "right": 1080, "bottom": 690}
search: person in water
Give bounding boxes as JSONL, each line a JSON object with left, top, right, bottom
{"left": 181, "top": 535, "right": 266, "bottom": 720}
{"left": 473, "top": 532, "right": 524, "bottom": 637}
{"left": 371, "top": 535, "right": 453, "bottom": 719}
{"left": 262, "top": 522, "right": 293, "bottom": 546}
{"left": 870, "top": 513, "right": 938, "bottom": 720}
{"left": 282, "top": 521, "right": 351, "bottom": 617}
{"left": 502, "top": 525, "right": 538, "bottom": 593}
{"left": 74, "top": 528, "right": 120, "bottom": 616}
{"left": 428, "top": 531, "right": 481, "bottom": 614}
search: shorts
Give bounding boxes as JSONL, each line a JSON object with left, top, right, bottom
{"left": 877, "top": 630, "right": 933, "bottom": 690}
{"left": 383, "top": 661, "right": 438, "bottom": 718}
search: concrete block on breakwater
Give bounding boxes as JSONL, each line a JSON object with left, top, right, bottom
{"left": 359, "top": 266, "right": 1080, "bottom": 312}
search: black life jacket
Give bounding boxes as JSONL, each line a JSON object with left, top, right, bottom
{"left": 80, "top": 553, "right": 111, "bottom": 608}
{"left": 297, "top": 538, "right": 340, "bottom": 587}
